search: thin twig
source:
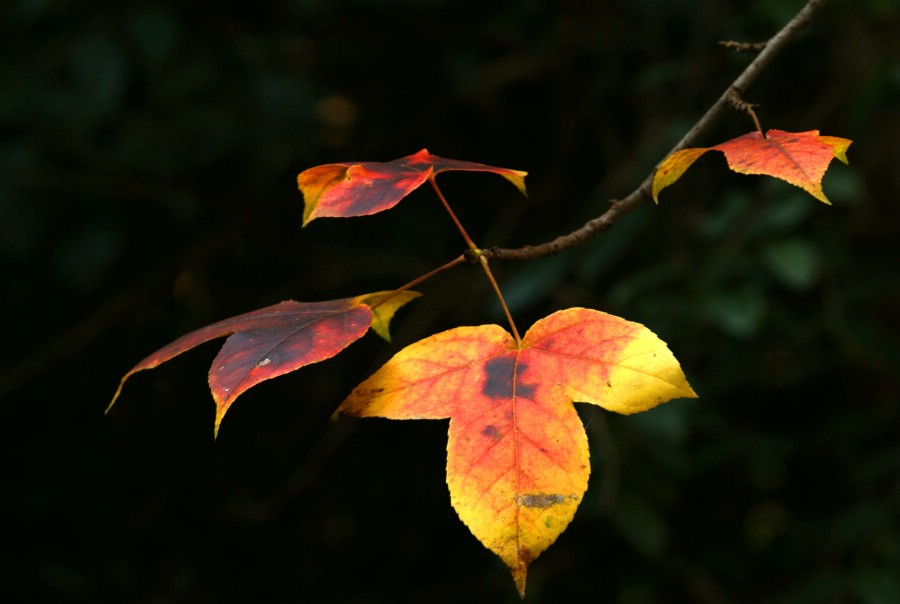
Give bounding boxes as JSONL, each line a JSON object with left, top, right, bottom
{"left": 719, "top": 40, "right": 767, "bottom": 54}
{"left": 367, "top": 254, "right": 467, "bottom": 312}
{"left": 727, "top": 87, "right": 764, "bottom": 136}
{"left": 482, "top": 0, "right": 828, "bottom": 262}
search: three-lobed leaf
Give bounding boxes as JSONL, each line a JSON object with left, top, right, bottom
{"left": 652, "top": 129, "right": 852, "bottom": 204}
{"left": 337, "top": 307, "right": 697, "bottom": 597}
{"left": 109, "top": 291, "right": 419, "bottom": 436}
{"left": 297, "top": 148, "right": 527, "bottom": 225}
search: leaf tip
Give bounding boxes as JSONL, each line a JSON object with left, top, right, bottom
{"left": 106, "top": 378, "right": 126, "bottom": 414}
{"left": 297, "top": 163, "right": 350, "bottom": 226}
{"left": 650, "top": 179, "right": 661, "bottom": 205}
{"left": 106, "top": 369, "right": 141, "bottom": 414}
{"left": 512, "top": 565, "right": 528, "bottom": 599}
{"left": 650, "top": 147, "right": 709, "bottom": 205}
{"left": 505, "top": 170, "right": 529, "bottom": 198}
{"left": 358, "top": 290, "right": 422, "bottom": 342}
{"left": 300, "top": 196, "right": 319, "bottom": 227}
{"left": 806, "top": 185, "right": 832, "bottom": 205}
{"left": 833, "top": 147, "right": 850, "bottom": 165}
{"left": 650, "top": 167, "right": 666, "bottom": 204}
{"left": 213, "top": 408, "right": 225, "bottom": 440}
{"left": 372, "top": 325, "right": 395, "bottom": 343}
{"left": 822, "top": 136, "right": 853, "bottom": 165}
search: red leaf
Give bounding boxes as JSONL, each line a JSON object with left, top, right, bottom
{"left": 297, "top": 149, "right": 527, "bottom": 225}
{"left": 338, "top": 307, "right": 696, "bottom": 596}
{"left": 652, "top": 129, "right": 852, "bottom": 204}
{"left": 109, "top": 291, "right": 419, "bottom": 436}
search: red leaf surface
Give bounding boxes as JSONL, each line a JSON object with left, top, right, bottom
{"left": 652, "top": 129, "right": 852, "bottom": 204}
{"left": 109, "top": 291, "right": 419, "bottom": 436}
{"left": 297, "top": 148, "right": 527, "bottom": 225}
{"left": 338, "top": 307, "right": 696, "bottom": 596}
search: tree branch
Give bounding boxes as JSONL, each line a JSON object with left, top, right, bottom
{"left": 480, "top": 0, "right": 828, "bottom": 263}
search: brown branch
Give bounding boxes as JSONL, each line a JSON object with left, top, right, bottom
{"left": 481, "top": 0, "right": 828, "bottom": 263}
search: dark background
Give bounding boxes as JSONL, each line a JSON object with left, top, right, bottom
{"left": 2, "top": 0, "right": 898, "bottom": 602}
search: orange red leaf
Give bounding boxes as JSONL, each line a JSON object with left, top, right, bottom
{"left": 337, "top": 307, "right": 696, "bottom": 596}
{"left": 652, "top": 129, "right": 852, "bottom": 204}
{"left": 109, "top": 291, "right": 419, "bottom": 436}
{"left": 297, "top": 149, "right": 527, "bottom": 225}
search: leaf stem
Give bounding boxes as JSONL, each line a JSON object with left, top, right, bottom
{"left": 477, "top": 253, "right": 521, "bottom": 346}
{"left": 368, "top": 254, "right": 467, "bottom": 312}
{"left": 429, "top": 177, "right": 479, "bottom": 251}
{"left": 427, "top": 177, "right": 521, "bottom": 344}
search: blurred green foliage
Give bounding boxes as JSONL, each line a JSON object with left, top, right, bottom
{"left": 2, "top": 0, "right": 897, "bottom": 602}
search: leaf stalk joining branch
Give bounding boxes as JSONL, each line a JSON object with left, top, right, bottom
{"left": 480, "top": 0, "right": 829, "bottom": 262}
{"left": 727, "top": 87, "right": 764, "bottom": 136}
{"left": 429, "top": 177, "right": 522, "bottom": 345}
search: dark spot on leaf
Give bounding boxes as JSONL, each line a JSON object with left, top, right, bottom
{"left": 483, "top": 357, "right": 537, "bottom": 400}
{"left": 481, "top": 425, "right": 501, "bottom": 441}
{"left": 482, "top": 357, "right": 515, "bottom": 399}
{"left": 515, "top": 493, "right": 575, "bottom": 509}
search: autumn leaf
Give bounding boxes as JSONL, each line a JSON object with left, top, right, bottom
{"left": 652, "top": 129, "right": 852, "bottom": 204}
{"left": 297, "top": 148, "right": 527, "bottom": 225}
{"left": 109, "top": 291, "right": 419, "bottom": 436}
{"left": 337, "top": 307, "right": 696, "bottom": 597}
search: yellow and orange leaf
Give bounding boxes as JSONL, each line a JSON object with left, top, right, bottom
{"left": 337, "top": 307, "right": 696, "bottom": 597}
{"left": 652, "top": 129, "right": 852, "bottom": 204}
{"left": 109, "top": 291, "right": 419, "bottom": 436}
{"left": 298, "top": 149, "right": 527, "bottom": 225}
